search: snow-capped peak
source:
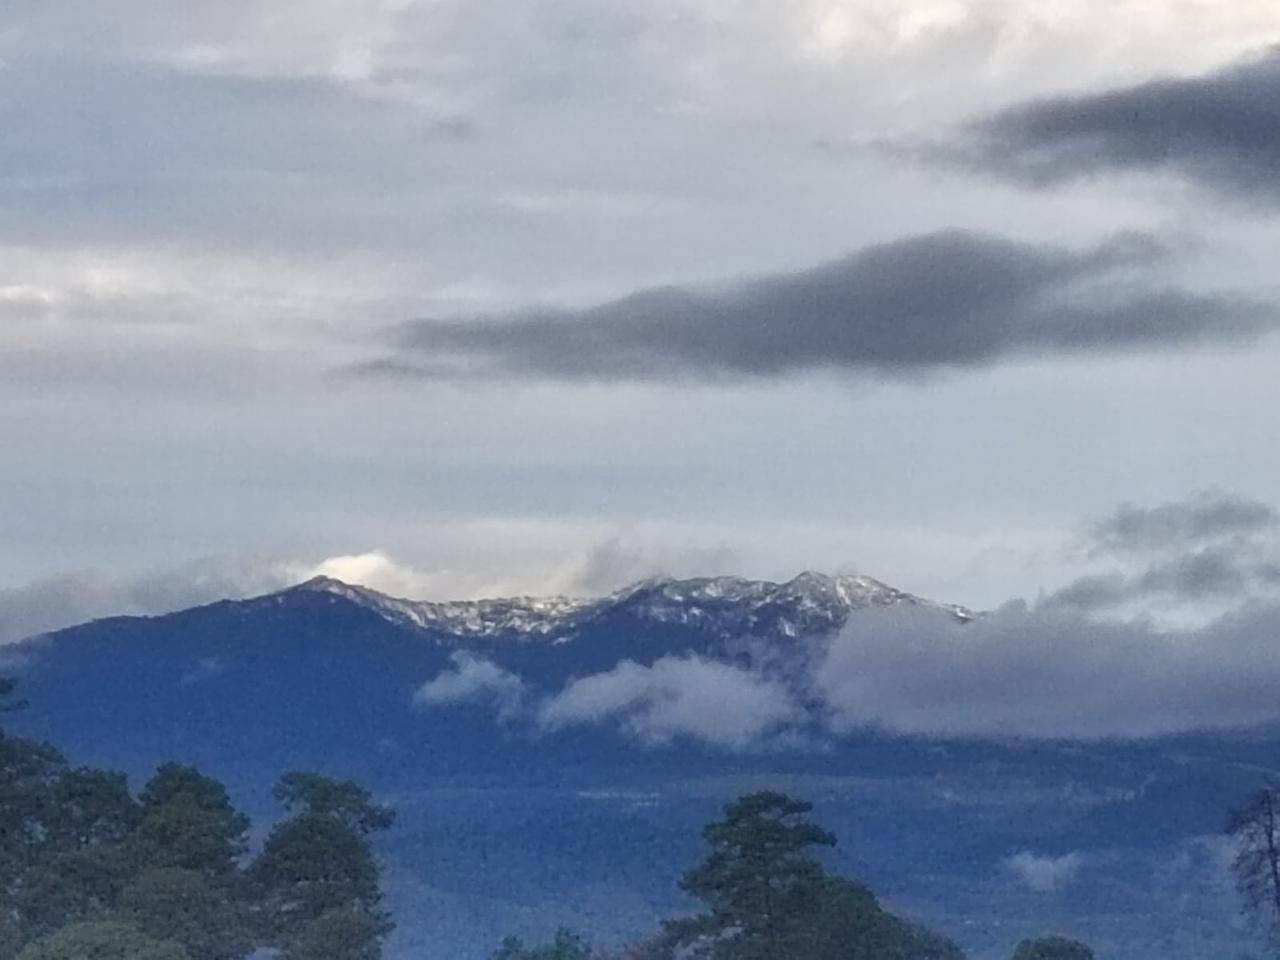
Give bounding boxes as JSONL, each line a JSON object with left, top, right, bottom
{"left": 288, "top": 570, "right": 972, "bottom": 642}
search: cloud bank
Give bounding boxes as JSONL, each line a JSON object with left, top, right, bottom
{"left": 539, "top": 655, "right": 799, "bottom": 749}
{"left": 365, "top": 231, "right": 1272, "bottom": 383}
{"left": 816, "top": 600, "right": 1280, "bottom": 739}
{"left": 959, "top": 48, "right": 1280, "bottom": 202}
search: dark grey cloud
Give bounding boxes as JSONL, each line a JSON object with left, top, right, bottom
{"left": 364, "top": 231, "right": 1272, "bottom": 383}
{"left": 959, "top": 48, "right": 1280, "bottom": 201}
{"left": 1048, "top": 491, "right": 1280, "bottom": 612}
{"left": 1090, "top": 490, "right": 1278, "bottom": 556}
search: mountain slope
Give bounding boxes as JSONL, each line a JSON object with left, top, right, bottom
{"left": 0, "top": 573, "right": 1267, "bottom": 960}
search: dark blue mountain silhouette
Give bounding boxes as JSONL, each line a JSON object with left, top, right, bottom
{"left": 0, "top": 574, "right": 1269, "bottom": 960}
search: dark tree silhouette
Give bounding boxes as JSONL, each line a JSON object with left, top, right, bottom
{"left": 1010, "top": 936, "right": 1095, "bottom": 960}
{"left": 251, "top": 773, "right": 395, "bottom": 960}
{"left": 667, "top": 791, "right": 836, "bottom": 960}
{"left": 1230, "top": 787, "right": 1280, "bottom": 949}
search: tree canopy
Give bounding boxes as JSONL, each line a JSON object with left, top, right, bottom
{"left": 0, "top": 683, "right": 395, "bottom": 960}
{"left": 491, "top": 928, "right": 593, "bottom": 960}
{"left": 15, "top": 920, "right": 190, "bottom": 960}
{"left": 1010, "top": 936, "right": 1096, "bottom": 960}
{"left": 664, "top": 790, "right": 965, "bottom": 960}
{"left": 252, "top": 772, "right": 395, "bottom": 958}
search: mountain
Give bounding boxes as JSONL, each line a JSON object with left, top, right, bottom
{"left": 0, "top": 573, "right": 1268, "bottom": 960}
{"left": 288, "top": 570, "right": 974, "bottom": 642}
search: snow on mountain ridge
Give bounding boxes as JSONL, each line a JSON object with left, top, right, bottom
{"left": 291, "top": 571, "right": 972, "bottom": 641}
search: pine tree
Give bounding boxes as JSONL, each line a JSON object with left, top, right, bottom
{"left": 667, "top": 791, "right": 835, "bottom": 960}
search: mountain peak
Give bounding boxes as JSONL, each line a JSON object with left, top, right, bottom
{"left": 280, "top": 570, "right": 972, "bottom": 642}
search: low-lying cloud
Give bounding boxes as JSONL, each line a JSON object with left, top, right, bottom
{"left": 0, "top": 557, "right": 300, "bottom": 645}
{"left": 1005, "top": 851, "right": 1086, "bottom": 893}
{"left": 539, "top": 654, "right": 800, "bottom": 748}
{"left": 360, "top": 230, "right": 1272, "bottom": 384}
{"left": 414, "top": 652, "right": 526, "bottom": 722}
{"left": 957, "top": 48, "right": 1280, "bottom": 203}
{"left": 816, "top": 601, "right": 1280, "bottom": 739}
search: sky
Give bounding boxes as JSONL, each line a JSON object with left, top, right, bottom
{"left": 5, "top": 0, "right": 1280, "bottom": 641}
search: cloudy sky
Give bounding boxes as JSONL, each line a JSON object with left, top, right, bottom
{"left": 5, "top": 0, "right": 1280, "bottom": 638}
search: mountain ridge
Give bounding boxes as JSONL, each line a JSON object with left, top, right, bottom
{"left": 281, "top": 569, "right": 975, "bottom": 645}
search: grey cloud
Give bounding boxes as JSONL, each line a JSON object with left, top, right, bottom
{"left": 814, "top": 601, "right": 1280, "bottom": 739}
{"left": 0, "top": 56, "right": 472, "bottom": 252}
{"left": 1048, "top": 491, "right": 1280, "bottom": 612}
{"left": 959, "top": 48, "right": 1280, "bottom": 202}
{"left": 0, "top": 558, "right": 297, "bottom": 645}
{"left": 367, "top": 231, "right": 1273, "bottom": 383}
{"left": 1049, "top": 549, "right": 1277, "bottom": 613}
{"left": 1089, "top": 490, "right": 1278, "bottom": 556}
{"left": 538, "top": 654, "right": 800, "bottom": 748}
{"left": 1134, "top": 548, "right": 1253, "bottom": 600}
{"left": 1045, "top": 573, "right": 1129, "bottom": 612}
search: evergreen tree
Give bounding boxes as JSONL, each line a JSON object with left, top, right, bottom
{"left": 665, "top": 792, "right": 965, "bottom": 960}
{"left": 3, "top": 751, "right": 139, "bottom": 942}
{"left": 118, "top": 867, "right": 252, "bottom": 960}
{"left": 280, "top": 908, "right": 391, "bottom": 960}
{"left": 273, "top": 773, "right": 394, "bottom": 835}
{"left": 131, "top": 765, "right": 249, "bottom": 879}
{"left": 0, "top": 732, "right": 69, "bottom": 909}
{"left": 491, "top": 929, "right": 593, "bottom": 960}
{"left": 1009, "top": 936, "right": 1095, "bottom": 960}
{"left": 666, "top": 791, "right": 836, "bottom": 960}
{"left": 251, "top": 773, "right": 394, "bottom": 960}
{"left": 15, "top": 920, "right": 189, "bottom": 960}
{"left": 800, "top": 877, "right": 965, "bottom": 960}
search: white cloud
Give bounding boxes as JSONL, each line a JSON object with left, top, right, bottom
{"left": 309, "top": 551, "right": 443, "bottom": 599}
{"left": 414, "top": 652, "right": 525, "bottom": 721}
{"left": 303, "top": 531, "right": 742, "bottom": 601}
{"left": 1005, "top": 850, "right": 1085, "bottom": 893}
{"left": 539, "top": 654, "right": 800, "bottom": 749}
